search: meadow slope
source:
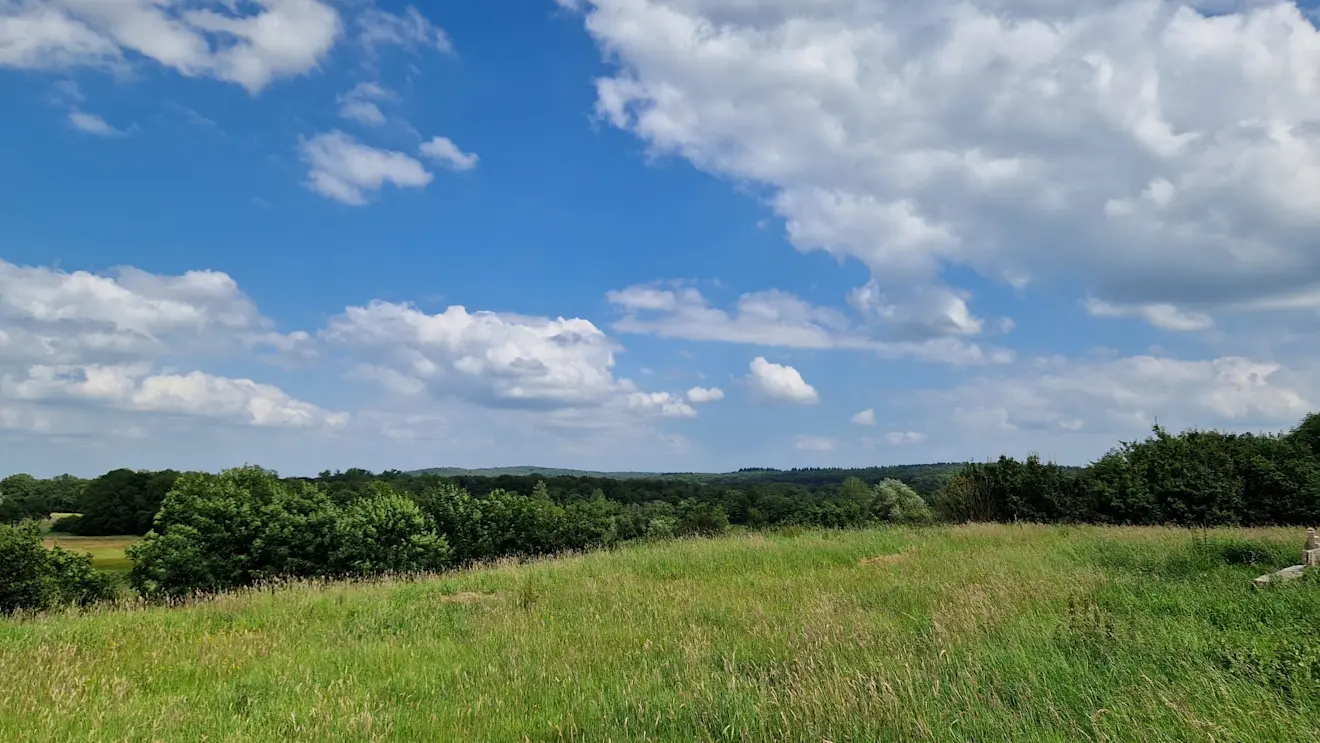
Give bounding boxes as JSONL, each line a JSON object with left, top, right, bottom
{"left": 3, "top": 525, "right": 1319, "bottom": 742}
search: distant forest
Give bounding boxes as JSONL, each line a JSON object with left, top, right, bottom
{"left": 9, "top": 414, "right": 1320, "bottom": 608}
{"left": 10, "top": 406, "right": 1320, "bottom": 538}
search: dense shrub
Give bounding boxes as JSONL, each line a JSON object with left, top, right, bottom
{"left": 937, "top": 422, "right": 1320, "bottom": 527}
{"left": 874, "top": 479, "right": 934, "bottom": 524}
{"left": 0, "top": 475, "right": 51, "bottom": 525}
{"left": 74, "top": 469, "right": 181, "bottom": 536}
{"left": 0, "top": 523, "right": 117, "bottom": 614}
{"left": 331, "top": 489, "right": 450, "bottom": 576}
{"left": 129, "top": 468, "right": 453, "bottom": 599}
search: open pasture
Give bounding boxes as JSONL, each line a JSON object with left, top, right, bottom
{"left": 3, "top": 525, "right": 1318, "bottom": 742}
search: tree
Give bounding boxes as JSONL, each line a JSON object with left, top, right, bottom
{"left": 76, "top": 469, "right": 180, "bottom": 535}
{"left": 874, "top": 479, "right": 933, "bottom": 524}
{"left": 129, "top": 467, "right": 339, "bottom": 599}
{"left": 414, "top": 482, "right": 486, "bottom": 564}
{"left": 0, "top": 474, "right": 49, "bottom": 524}
{"left": 675, "top": 499, "right": 729, "bottom": 536}
{"left": 331, "top": 487, "right": 451, "bottom": 576}
{"left": 0, "top": 522, "right": 116, "bottom": 614}
{"left": 559, "top": 490, "right": 619, "bottom": 551}
{"left": 43, "top": 474, "right": 87, "bottom": 513}
{"left": 476, "top": 488, "right": 567, "bottom": 557}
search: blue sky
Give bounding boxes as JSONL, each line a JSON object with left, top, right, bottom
{"left": 3, "top": 0, "right": 1320, "bottom": 477}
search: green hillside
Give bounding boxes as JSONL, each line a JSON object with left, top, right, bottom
{"left": 4, "top": 525, "right": 1317, "bottom": 741}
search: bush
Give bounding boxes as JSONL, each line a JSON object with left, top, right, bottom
{"left": 331, "top": 489, "right": 451, "bottom": 576}
{"left": 414, "top": 482, "right": 485, "bottom": 564}
{"left": 675, "top": 499, "right": 730, "bottom": 536}
{"left": 129, "top": 467, "right": 340, "bottom": 599}
{"left": 0, "top": 475, "right": 50, "bottom": 525}
{"left": 0, "top": 522, "right": 116, "bottom": 615}
{"left": 874, "top": 479, "right": 934, "bottom": 524}
{"left": 131, "top": 469, "right": 454, "bottom": 599}
{"left": 75, "top": 469, "right": 181, "bottom": 536}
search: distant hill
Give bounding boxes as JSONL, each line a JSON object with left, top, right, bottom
{"left": 407, "top": 463, "right": 969, "bottom": 487}
{"left": 407, "top": 466, "right": 687, "bottom": 480}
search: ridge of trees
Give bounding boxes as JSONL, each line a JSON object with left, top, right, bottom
{"left": 940, "top": 416, "right": 1320, "bottom": 526}
{"left": 122, "top": 470, "right": 931, "bottom": 600}
{"left": 7, "top": 412, "right": 1320, "bottom": 608}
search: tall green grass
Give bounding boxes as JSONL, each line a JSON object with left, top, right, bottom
{"left": 2, "top": 525, "right": 1318, "bottom": 741}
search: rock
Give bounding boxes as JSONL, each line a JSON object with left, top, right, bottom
{"left": 1305, "top": 549, "right": 1320, "bottom": 568}
{"left": 1253, "top": 564, "right": 1307, "bottom": 588}
{"left": 1307, "top": 528, "right": 1319, "bottom": 551}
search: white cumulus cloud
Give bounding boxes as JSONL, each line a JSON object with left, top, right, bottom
{"left": 419, "top": 136, "right": 479, "bottom": 172}
{"left": 851, "top": 408, "right": 876, "bottom": 426}
{"left": 300, "top": 130, "right": 433, "bottom": 205}
{"left": 746, "top": 356, "right": 819, "bottom": 404}
{"left": 607, "top": 283, "right": 1010, "bottom": 365}
{"left": 567, "top": 0, "right": 1320, "bottom": 334}
{"left": 923, "top": 354, "right": 1313, "bottom": 438}
{"left": 687, "top": 386, "right": 724, "bottom": 404}
{"left": 0, "top": 258, "right": 304, "bottom": 363}
{"left": 2, "top": 363, "right": 347, "bottom": 428}
{"left": 322, "top": 299, "right": 693, "bottom": 422}
{"left": 0, "top": 0, "right": 343, "bottom": 93}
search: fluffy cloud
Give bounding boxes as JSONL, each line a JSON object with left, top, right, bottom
{"left": 337, "top": 81, "right": 394, "bottom": 126}
{"left": 68, "top": 110, "right": 126, "bottom": 137}
{"left": 922, "top": 354, "right": 1313, "bottom": 438}
{"left": 746, "top": 356, "right": 819, "bottom": 404}
{"left": 625, "top": 391, "right": 697, "bottom": 419}
{"left": 0, "top": 259, "right": 341, "bottom": 435}
{"left": 0, "top": 258, "right": 304, "bottom": 363}
{"left": 851, "top": 408, "right": 876, "bottom": 426}
{"left": 2, "top": 364, "right": 347, "bottom": 428}
{"left": 322, "top": 300, "right": 693, "bottom": 421}
{"left": 567, "top": 0, "right": 1320, "bottom": 333}
{"left": 607, "top": 283, "right": 1010, "bottom": 365}
{"left": 795, "top": 435, "right": 836, "bottom": 452}
{"left": 0, "top": 0, "right": 342, "bottom": 93}
{"left": 687, "top": 386, "right": 724, "bottom": 403}
{"left": 300, "top": 130, "right": 433, "bottom": 205}
{"left": 419, "top": 136, "right": 479, "bottom": 171}
{"left": 0, "top": 257, "right": 716, "bottom": 473}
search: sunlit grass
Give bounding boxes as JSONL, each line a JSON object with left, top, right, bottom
{"left": 40, "top": 535, "right": 140, "bottom": 574}
{"left": 4, "top": 525, "right": 1319, "bottom": 741}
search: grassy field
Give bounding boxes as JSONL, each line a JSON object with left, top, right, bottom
{"left": 39, "top": 535, "right": 139, "bottom": 574}
{"left": 3, "top": 525, "right": 1319, "bottom": 741}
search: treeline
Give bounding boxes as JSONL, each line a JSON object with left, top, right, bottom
{"left": 126, "top": 470, "right": 930, "bottom": 600}
{"left": 938, "top": 414, "right": 1320, "bottom": 526}
{"left": 1, "top": 468, "right": 932, "bottom": 610}
{"left": 0, "top": 474, "right": 86, "bottom": 524}
{"left": 0, "top": 465, "right": 951, "bottom": 537}
{"left": 10, "top": 411, "right": 1320, "bottom": 612}
{"left": 681, "top": 464, "right": 964, "bottom": 496}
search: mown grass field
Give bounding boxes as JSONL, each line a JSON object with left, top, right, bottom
{"left": 3, "top": 525, "right": 1319, "bottom": 742}
{"left": 39, "top": 535, "right": 139, "bottom": 575}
